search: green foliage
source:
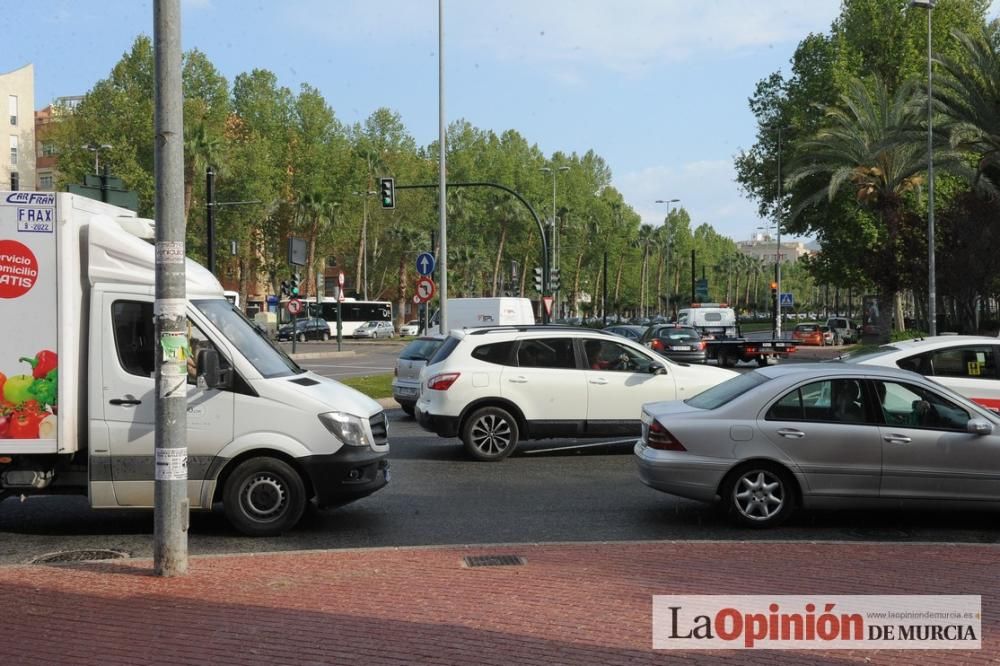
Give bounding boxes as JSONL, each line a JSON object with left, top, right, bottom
{"left": 890, "top": 329, "right": 928, "bottom": 342}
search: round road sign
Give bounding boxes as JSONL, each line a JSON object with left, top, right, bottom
{"left": 286, "top": 298, "right": 303, "bottom": 315}
{"left": 415, "top": 276, "right": 436, "bottom": 303}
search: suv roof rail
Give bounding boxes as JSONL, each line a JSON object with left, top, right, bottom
{"left": 464, "top": 324, "right": 610, "bottom": 335}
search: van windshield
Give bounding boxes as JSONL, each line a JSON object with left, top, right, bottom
{"left": 194, "top": 299, "right": 303, "bottom": 378}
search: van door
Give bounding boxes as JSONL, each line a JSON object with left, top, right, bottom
{"left": 100, "top": 294, "right": 235, "bottom": 507}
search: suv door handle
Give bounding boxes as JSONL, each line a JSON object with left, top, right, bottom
{"left": 883, "top": 434, "right": 911, "bottom": 444}
{"left": 776, "top": 428, "right": 805, "bottom": 438}
{"left": 589, "top": 378, "right": 609, "bottom": 385}
{"left": 508, "top": 376, "right": 528, "bottom": 384}
{"left": 109, "top": 397, "right": 142, "bottom": 406}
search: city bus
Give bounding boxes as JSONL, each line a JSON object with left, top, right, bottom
{"left": 279, "top": 297, "right": 393, "bottom": 337}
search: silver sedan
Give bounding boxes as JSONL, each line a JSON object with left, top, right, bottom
{"left": 635, "top": 363, "right": 1000, "bottom": 528}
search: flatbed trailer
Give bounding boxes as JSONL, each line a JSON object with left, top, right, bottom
{"left": 704, "top": 338, "right": 797, "bottom": 367}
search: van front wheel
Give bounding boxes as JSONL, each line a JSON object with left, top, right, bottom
{"left": 223, "top": 457, "right": 307, "bottom": 536}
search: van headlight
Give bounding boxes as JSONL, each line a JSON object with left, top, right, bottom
{"left": 318, "top": 412, "right": 369, "bottom": 447}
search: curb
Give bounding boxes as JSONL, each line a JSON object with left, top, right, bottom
{"left": 288, "top": 350, "right": 357, "bottom": 360}
{"left": 377, "top": 397, "right": 400, "bottom": 409}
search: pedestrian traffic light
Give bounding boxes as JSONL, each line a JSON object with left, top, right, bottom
{"left": 291, "top": 272, "right": 301, "bottom": 297}
{"left": 549, "top": 268, "right": 560, "bottom": 291}
{"left": 533, "top": 266, "right": 543, "bottom": 293}
{"left": 379, "top": 177, "right": 395, "bottom": 209}
{"left": 280, "top": 280, "right": 290, "bottom": 297}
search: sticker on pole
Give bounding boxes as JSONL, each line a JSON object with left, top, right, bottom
{"left": 416, "top": 276, "right": 436, "bottom": 303}
{"left": 155, "top": 448, "right": 188, "bottom": 481}
{"left": 286, "top": 298, "right": 302, "bottom": 315}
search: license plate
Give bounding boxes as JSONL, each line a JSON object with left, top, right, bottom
{"left": 671, "top": 345, "right": 690, "bottom": 351}
{"left": 397, "top": 387, "right": 418, "bottom": 397}
{"left": 761, "top": 343, "right": 773, "bottom": 348}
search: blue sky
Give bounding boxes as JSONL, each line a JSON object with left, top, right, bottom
{"left": 10, "top": 1, "right": 993, "bottom": 241}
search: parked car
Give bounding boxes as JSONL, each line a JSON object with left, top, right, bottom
{"left": 354, "top": 320, "right": 395, "bottom": 339}
{"left": 393, "top": 335, "right": 445, "bottom": 416}
{"left": 791, "top": 323, "right": 825, "bottom": 346}
{"left": 415, "top": 326, "right": 737, "bottom": 461}
{"left": 639, "top": 324, "right": 707, "bottom": 363}
{"left": 603, "top": 324, "right": 648, "bottom": 341}
{"left": 276, "top": 317, "right": 330, "bottom": 342}
{"left": 837, "top": 335, "right": 1000, "bottom": 411}
{"left": 825, "top": 317, "right": 859, "bottom": 345}
{"left": 399, "top": 320, "right": 421, "bottom": 336}
{"left": 635, "top": 363, "right": 1000, "bottom": 527}
{"left": 819, "top": 325, "right": 835, "bottom": 346}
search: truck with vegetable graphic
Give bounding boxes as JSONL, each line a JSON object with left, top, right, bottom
{"left": 0, "top": 193, "right": 389, "bottom": 536}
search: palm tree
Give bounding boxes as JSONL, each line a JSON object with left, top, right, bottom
{"left": 786, "top": 76, "right": 932, "bottom": 341}
{"left": 935, "top": 30, "right": 1000, "bottom": 192}
{"left": 295, "top": 192, "right": 336, "bottom": 298}
{"left": 630, "top": 224, "right": 656, "bottom": 318}
{"left": 183, "top": 120, "right": 223, "bottom": 226}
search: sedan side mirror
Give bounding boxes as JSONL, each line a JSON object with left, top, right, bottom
{"left": 966, "top": 418, "right": 993, "bottom": 436}
{"left": 648, "top": 361, "right": 667, "bottom": 376}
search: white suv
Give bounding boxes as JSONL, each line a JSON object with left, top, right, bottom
{"left": 414, "top": 326, "right": 737, "bottom": 461}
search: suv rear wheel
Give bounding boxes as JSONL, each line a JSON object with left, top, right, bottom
{"left": 462, "top": 406, "right": 519, "bottom": 461}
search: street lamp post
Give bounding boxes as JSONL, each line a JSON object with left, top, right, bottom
{"left": 911, "top": 0, "right": 937, "bottom": 335}
{"left": 540, "top": 165, "right": 569, "bottom": 317}
{"left": 82, "top": 142, "right": 112, "bottom": 175}
{"left": 655, "top": 198, "right": 680, "bottom": 318}
{"left": 353, "top": 190, "right": 376, "bottom": 300}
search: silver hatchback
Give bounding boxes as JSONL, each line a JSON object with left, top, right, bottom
{"left": 635, "top": 363, "right": 1000, "bottom": 527}
{"left": 392, "top": 336, "right": 444, "bottom": 416}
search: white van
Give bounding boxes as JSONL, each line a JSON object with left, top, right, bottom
{"left": 0, "top": 192, "right": 389, "bottom": 536}
{"left": 431, "top": 297, "right": 535, "bottom": 331}
{"left": 676, "top": 304, "right": 739, "bottom": 339}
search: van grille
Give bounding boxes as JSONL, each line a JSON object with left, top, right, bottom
{"left": 369, "top": 412, "right": 388, "bottom": 446}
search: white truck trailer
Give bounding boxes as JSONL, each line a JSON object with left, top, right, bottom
{"left": 0, "top": 192, "right": 389, "bottom": 535}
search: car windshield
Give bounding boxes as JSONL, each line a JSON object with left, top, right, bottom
{"left": 835, "top": 345, "right": 903, "bottom": 364}
{"left": 685, "top": 371, "right": 770, "bottom": 410}
{"left": 194, "top": 299, "right": 302, "bottom": 378}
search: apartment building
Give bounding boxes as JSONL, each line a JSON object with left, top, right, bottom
{"left": 0, "top": 64, "right": 35, "bottom": 190}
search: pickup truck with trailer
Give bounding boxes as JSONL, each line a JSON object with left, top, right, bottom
{"left": 0, "top": 192, "right": 390, "bottom": 536}
{"left": 676, "top": 304, "right": 797, "bottom": 367}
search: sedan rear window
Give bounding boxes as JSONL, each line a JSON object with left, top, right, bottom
{"left": 400, "top": 338, "right": 444, "bottom": 361}
{"left": 685, "top": 371, "right": 770, "bottom": 410}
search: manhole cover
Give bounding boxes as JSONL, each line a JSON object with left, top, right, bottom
{"left": 463, "top": 554, "right": 525, "bottom": 568}
{"left": 31, "top": 549, "right": 129, "bottom": 565}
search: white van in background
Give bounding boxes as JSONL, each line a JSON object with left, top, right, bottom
{"left": 431, "top": 297, "right": 535, "bottom": 331}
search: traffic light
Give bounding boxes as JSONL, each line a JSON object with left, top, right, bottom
{"left": 770, "top": 281, "right": 778, "bottom": 298}
{"left": 379, "top": 177, "right": 395, "bottom": 209}
{"left": 280, "top": 280, "right": 290, "bottom": 297}
{"left": 533, "top": 266, "right": 543, "bottom": 293}
{"left": 291, "top": 272, "right": 301, "bottom": 297}
{"left": 549, "top": 268, "right": 560, "bottom": 292}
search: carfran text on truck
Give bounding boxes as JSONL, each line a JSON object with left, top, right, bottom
{"left": 0, "top": 192, "right": 389, "bottom": 536}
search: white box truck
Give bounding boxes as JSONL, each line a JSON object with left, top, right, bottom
{"left": 0, "top": 192, "right": 389, "bottom": 535}
{"left": 431, "top": 297, "right": 535, "bottom": 331}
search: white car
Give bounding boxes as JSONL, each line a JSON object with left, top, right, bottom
{"left": 838, "top": 335, "right": 1000, "bottom": 410}
{"left": 354, "top": 320, "right": 395, "bottom": 339}
{"left": 414, "top": 326, "right": 737, "bottom": 460}
{"left": 399, "top": 320, "right": 421, "bottom": 336}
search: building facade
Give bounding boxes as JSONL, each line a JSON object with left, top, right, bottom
{"left": 736, "top": 232, "right": 810, "bottom": 264}
{"left": 0, "top": 64, "right": 35, "bottom": 190}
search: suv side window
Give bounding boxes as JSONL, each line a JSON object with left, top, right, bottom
{"left": 516, "top": 338, "right": 576, "bottom": 369}
{"left": 472, "top": 341, "right": 516, "bottom": 365}
{"left": 583, "top": 338, "right": 653, "bottom": 373}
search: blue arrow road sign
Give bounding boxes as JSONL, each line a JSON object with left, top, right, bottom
{"left": 779, "top": 292, "right": 794, "bottom": 308}
{"left": 416, "top": 252, "right": 435, "bottom": 276}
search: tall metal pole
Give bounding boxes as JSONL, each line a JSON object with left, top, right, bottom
{"left": 602, "top": 251, "right": 608, "bottom": 326}
{"left": 926, "top": 4, "right": 937, "bottom": 335}
{"left": 153, "top": 0, "right": 188, "bottom": 577}
{"left": 775, "top": 126, "right": 783, "bottom": 339}
{"left": 362, "top": 193, "right": 369, "bottom": 301}
{"left": 206, "top": 166, "right": 215, "bottom": 276}
{"left": 438, "top": 0, "right": 448, "bottom": 334}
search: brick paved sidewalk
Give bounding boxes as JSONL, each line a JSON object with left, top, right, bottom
{"left": 0, "top": 541, "right": 994, "bottom": 665}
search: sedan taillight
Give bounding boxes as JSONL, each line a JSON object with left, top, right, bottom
{"left": 647, "top": 420, "right": 687, "bottom": 451}
{"left": 427, "top": 372, "right": 461, "bottom": 390}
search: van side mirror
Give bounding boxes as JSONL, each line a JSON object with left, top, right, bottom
{"left": 966, "top": 418, "right": 993, "bottom": 436}
{"left": 197, "top": 348, "right": 223, "bottom": 389}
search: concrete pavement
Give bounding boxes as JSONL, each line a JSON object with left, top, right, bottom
{"left": 1, "top": 540, "right": 995, "bottom": 664}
